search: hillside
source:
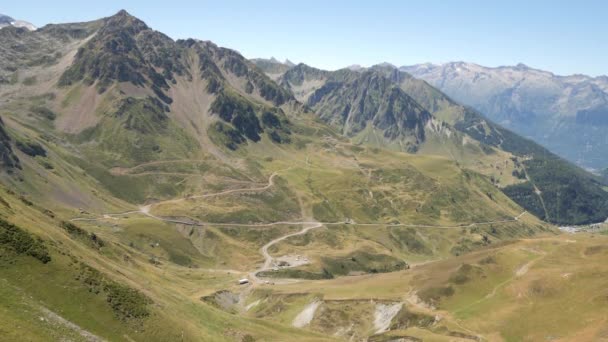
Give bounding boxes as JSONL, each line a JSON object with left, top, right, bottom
{"left": 403, "top": 62, "right": 608, "bottom": 170}
{"left": 0, "top": 10, "right": 605, "bottom": 342}
{"left": 256, "top": 59, "right": 608, "bottom": 225}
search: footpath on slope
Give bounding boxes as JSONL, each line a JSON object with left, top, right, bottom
{"left": 71, "top": 166, "right": 529, "bottom": 285}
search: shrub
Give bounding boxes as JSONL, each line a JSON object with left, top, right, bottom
{"left": 22, "top": 76, "right": 37, "bottom": 86}
{"left": 104, "top": 283, "right": 152, "bottom": 321}
{"left": 209, "top": 122, "right": 246, "bottom": 150}
{"left": 0, "top": 218, "right": 51, "bottom": 263}
{"left": 261, "top": 111, "right": 281, "bottom": 128}
{"left": 30, "top": 106, "right": 57, "bottom": 121}
{"left": 61, "top": 221, "right": 104, "bottom": 249}
{"left": 210, "top": 92, "right": 262, "bottom": 141}
{"left": 16, "top": 140, "right": 46, "bottom": 157}
{"left": 19, "top": 196, "right": 33, "bottom": 206}
{"left": 77, "top": 263, "right": 152, "bottom": 321}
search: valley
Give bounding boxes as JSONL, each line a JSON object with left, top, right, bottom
{"left": 403, "top": 62, "right": 608, "bottom": 171}
{"left": 0, "top": 9, "right": 607, "bottom": 342}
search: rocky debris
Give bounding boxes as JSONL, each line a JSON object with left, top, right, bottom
{"left": 292, "top": 300, "right": 321, "bottom": 328}
{"left": 373, "top": 302, "right": 403, "bottom": 333}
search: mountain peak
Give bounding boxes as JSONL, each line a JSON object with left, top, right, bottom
{"left": 103, "top": 9, "right": 148, "bottom": 32}
{"left": 0, "top": 14, "right": 15, "bottom": 25}
{"left": 114, "top": 9, "right": 132, "bottom": 17}
{"left": 376, "top": 62, "right": 397, "bottom": 69}
{"left": 347, "top": 64, "right": 364, "bottom": 71}
{"left": 0, "top": 13, "right": 36, "bottom": 31}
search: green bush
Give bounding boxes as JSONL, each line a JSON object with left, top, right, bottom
{"left": 15, "top": 140, "right": 46, "bottom": 157}
{"left": 257, "top": 268, "right": 333, "bottom": 280}
{"left": 104, "top": 283, "right": 152, "bottom": 321}
{"left": 418, "top": 286, "right": 454, "bottom": 306}
{"left": 210, "top": 92, "right": 262, "bottom": 141}
{"left": 77, "top": 263, "right": 152, "bottom": 321}
{"left": 61, "top": 221, "right": 105, "bottom": 249}
{"left": 0, "top": 218, "right": 50, "bottom": 263}
{"left": 261, "top": 111, "right": 281, "bottom": 128}
{"left": 322, "top": 251, "right": 407, "bottom": 276}
{"left": 209, "top": 122, "right": 246, "bottom": 150}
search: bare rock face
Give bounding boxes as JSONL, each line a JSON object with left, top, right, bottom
{"left": 279, "top": 64, "right": 432, "bottom": 152}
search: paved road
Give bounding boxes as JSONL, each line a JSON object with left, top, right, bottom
{"left": 253, "top": 221, "right": 324, "bottom": 281}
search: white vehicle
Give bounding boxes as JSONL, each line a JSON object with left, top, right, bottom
{"left": 238, "top": 278, "right": 250, "bottom": 285}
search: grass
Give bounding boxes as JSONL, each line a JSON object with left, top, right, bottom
{"left": 0, "top": 278, "right": 96, "bottom": 342}
{"left": 0, "top": 112, "right": 555, "bottom": 339}
{"left": 258, "top": 234, "right": 608, "bottom": 340}
{"left": 0, "top": 44, "right": 571, "bottom": 341}
{"left": 0, "top": 184, "right": 338, "bottom": 341}
{"left": 0, "top": 218, "right": 51, "bottom": 263}
{"left": 309, "top": 300, "right": 376, "bottom": 339}
{"left": 114, "top": 217, "right": 208, "bottom": 267}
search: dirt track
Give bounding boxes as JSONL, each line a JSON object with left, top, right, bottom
{"left": 71, "top": 166, "right": 529, "bottom": 286}
{"left": 251, "top": 221, "right": 324, "bottom": 282}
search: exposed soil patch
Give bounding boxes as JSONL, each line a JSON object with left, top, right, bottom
{"left": 292, "top": 300, "right": 321, "bottom": 328}
{"left": 374, "top": 302, "right": 403, "bottom": 333}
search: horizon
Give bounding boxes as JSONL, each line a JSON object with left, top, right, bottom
{"left": 3, "top": 1, "right": 608, "bottom": 77}
{"left": 5, "top": 2, "right": 608, "bottom": 341}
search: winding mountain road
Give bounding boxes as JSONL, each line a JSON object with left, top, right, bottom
{"left": 257, "top": 221, "right": 323, "bottom": 275}
{"left": 71, "top": 166, "right": 530, "bottom": 284}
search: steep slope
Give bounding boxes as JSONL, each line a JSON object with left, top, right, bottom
{"left": 403, "top": 62, "right": 608, "bottom": 170}
{"left": 251, "top": 57, "right": 294, "bottom": 80}
{"left": 0, "top": 10, "right": 328, "bottom": 341}
{"left": 57, "top": 10, "right": 184, "bottom": 97}
{"left": 31, "top": 11, "right": 295, "bottom": 175}
{"left": 0, "top": 9, "right": 594, "bottom": 342}
{"left": 278, "top": 64, "right": 432, "bottom": 152}
{"left": 265, "top": 62, "right": 608, "bottom": 225}
{"left": 0, "top": 117, "right": 21, "bottom": 173}
{"left": 379, "top": 64, "right": 608, "bottom": 224}
{"left": 0, "top": 19, "right": 99, "bottom": 84}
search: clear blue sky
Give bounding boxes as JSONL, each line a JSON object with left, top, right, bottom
{"left": 4, "top": 0, "right": 607, "bottom": 76}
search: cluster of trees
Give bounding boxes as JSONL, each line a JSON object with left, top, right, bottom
{"left": 456, "top": 108, "right": 608, "bottom": 225}
{"left": 504, "top": 157, "right": 608, "bottom": 225}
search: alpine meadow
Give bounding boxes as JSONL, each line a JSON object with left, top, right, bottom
{"left": 1, "top": 5, "right": 608, "bottom": 342}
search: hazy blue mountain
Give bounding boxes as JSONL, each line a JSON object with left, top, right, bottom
{"left": 0, "top": 13, "right": 36, "bottom": 30}
{"left": 402, "top": 62, "right": 608, "bottom": 170}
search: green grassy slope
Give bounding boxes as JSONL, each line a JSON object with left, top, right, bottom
{"left": 273, "top": 63, "right": 608, "bottom": 225}
{"left": 0, "top": 9, "right": 589, "bottom": 342}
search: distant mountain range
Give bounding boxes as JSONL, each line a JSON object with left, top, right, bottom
{"left": 254, "top": 58, "right": 608, "bottom": 225}
{"left": 401, "top": 62, "right": 608, "bottom": 170}
{"left": 0, "top": 13, "right": 36, "bottom": 31}
{"left": 2, "top": 10, "right": 608, "bottom": 341}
